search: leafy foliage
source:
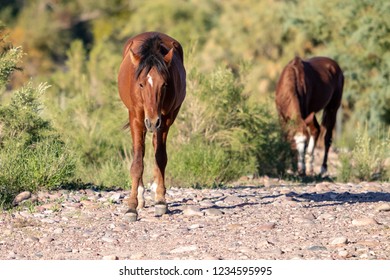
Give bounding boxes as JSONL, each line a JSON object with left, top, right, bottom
{"left": 0, "top": 83, "right": 76, "bottom": 208}
{"left": 0, "top": 29, "right": 76, "bottom": 208}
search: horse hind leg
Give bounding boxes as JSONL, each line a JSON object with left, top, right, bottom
{"left": 305, "top": 113, "right": 320, "bottom": 175}
{"left": 321, "top": 100, "right": 341, "bottom": 176}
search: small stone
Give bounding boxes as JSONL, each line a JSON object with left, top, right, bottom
{"left": 223, "top": 195, "right": 245, "bottom": 205}
{"left": 352, "top": 217, "right": 379, "bottom": 226}
{"left": 8, "top": 251, "right": 16, "bottom": 259}
{"left": 101, "top": 237, "right": 118, "bottom": 244}
{"left": 188, "top": 224, "right": 203, "bottom": 230}
{"left": 199, "top": 200, "right": 214, "bottom": 208}
{"left": 41, "top": 218, "right": 56, "bottom": 224}
{"left": 360, "top": 253, "right": 369, "bottom": 259}
{"left": 109, "top": 193, "right": 122, "bottom": 204}
{"left": 338, "top": 250, "right": 349, "bottom": 258}
{"left": 203, "top": 208, "right": 224, "bottom": 216}
{"left": 130, "top": 252, "right": 146, "bottom": 260}
{"left": 256, "top": 223, "right": 276, "bottom": 231}
{"left": 170, "top": 245, "right": 197, "bottom": 254}
{"left": 53, "top": 228, "right": 64, "bottom": 234}
{"left": 294, "top": 217, "right": 315, "bottom": 224}
{"left": 65, "top": 202, "right": 83, "bottom": 209}
{"left": 307, "top": 245, "right": 327, "bottom": 251}
{"left": 330, "top": 236, "right": 348, "bottom": 245}
{"left": 317, "top": 213, "right": 335, "bottom": 220}
{"left": 12, "top": 191, "right": 31, "bottom": 206}
{"left": 375, "top": 203, "right": 390, "bottom": 212}
{"left": 102, "top": 255, "right": 119, "bottom": 260}
{"left": 183, "top": 205, "right": 204, "bottom": 217}
{"left": 227, "top": 224, "right": 242, "bottom": 230}
{"left": 356, "top": 240, "right": 380, "bottom": 247}
{"left": 202, "top": 254, "right": 220, "bottom": 260}
{"left": 25, "top": 236, "right": 39, "bottom": 242}
{"left": 39, "top": 237, "right": 54, "bottom": 243}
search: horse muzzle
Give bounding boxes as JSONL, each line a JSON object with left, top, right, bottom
{"left": 144, "top": 117, "right": 161, "bottom": 132}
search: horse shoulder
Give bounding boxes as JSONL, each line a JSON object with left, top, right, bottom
{"left": 118, "top": 53, "right": 138, "bottom": 109}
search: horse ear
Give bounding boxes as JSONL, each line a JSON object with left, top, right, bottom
{"left": 128, "top": 48, "right": 140, "bottom": 66}
{"left": 163, "top": 48, "right": 174, "bottom": 67}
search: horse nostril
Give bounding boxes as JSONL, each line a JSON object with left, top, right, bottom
{"left": 144, "top": 118, "right": 151, "bottom": 129}
{"left": 155, "top": 117, "right": 161, "bottom": 129}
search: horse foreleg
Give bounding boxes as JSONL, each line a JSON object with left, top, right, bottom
{"left": 152, "top": 128, "right": 168, "bottom": 216}
{"left": 294, "top": 132, "right": 307, "bottom": 176}
{"left": 125, "top": 121, "right": 146, "bottom": 222}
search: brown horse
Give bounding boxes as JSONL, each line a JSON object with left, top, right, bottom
{"left": 118, "top": 32, "right": 186, "bottom": 221}
{"left": 275, "top": 56, "right": 344, "bottom": 176}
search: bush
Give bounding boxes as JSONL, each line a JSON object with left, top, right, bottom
{"left": 0, "top": 78, "right": 76, "bottom": 208}
{"left": 45, "top": 40, "right": 129, "bottom": 187}
{"left": 167, "top": 137, "right": 241, "bottom": 187}
{"left": 337, "top": 124, "right": 390, "bottom": 182}
{"left": 166, "top": 63, "right": 292, "bottom": 187}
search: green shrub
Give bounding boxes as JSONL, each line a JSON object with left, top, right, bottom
{"left": 45, "top": 40, "right": 127, "bottom": 187}
{"left": 0, "top": 81, "right": 76, "bottom": 208}
{"left": 337, "top": 124, "right": 390, "bottom": 182}
{"left": 166, "top": 63, "right": 292, "bottom": 187}
{"left": 167, "top": 137, "right": 243, "bottom": 187}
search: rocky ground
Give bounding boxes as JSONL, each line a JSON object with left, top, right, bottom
{"left": 1, "top": 151, "right": 390, "bottom": 260}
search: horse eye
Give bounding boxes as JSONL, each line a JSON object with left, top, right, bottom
{"left": 139, "top": 83, "right": 144, "bottom": 88}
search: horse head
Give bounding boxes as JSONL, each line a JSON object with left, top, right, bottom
{"left": 128, "top": 41, "right": 174, "bottom": 132}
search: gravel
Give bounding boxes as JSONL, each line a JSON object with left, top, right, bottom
{"left": 1, "top": 178, "right": 389, "bottom": 260}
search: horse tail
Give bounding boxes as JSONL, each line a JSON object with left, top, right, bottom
{"left": 291, "top": 56, "right": 307, "bottom": 118}
{"left": 122, "top": 122, "right": 130, "bottom": 131}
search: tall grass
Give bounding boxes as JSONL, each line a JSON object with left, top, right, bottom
{"left": 337, "top": 124, "right": 390, "bottom": 182}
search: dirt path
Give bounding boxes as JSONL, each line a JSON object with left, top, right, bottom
{"left": 1, "top": 149, "right": 390, "bottom": 260}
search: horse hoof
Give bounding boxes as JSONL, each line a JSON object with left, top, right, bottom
{"left": 155, "top": 204, "right": 167, "bottom": 217}
{"left": 124, "top": 210, "right": 138, "bottom": 222}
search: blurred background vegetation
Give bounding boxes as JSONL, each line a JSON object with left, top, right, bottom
{"left": 0, "top": 0, "right": 389, "bottom": 207}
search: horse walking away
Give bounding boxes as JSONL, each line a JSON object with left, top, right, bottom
{"left": 118, "top": 32, "right": 186, "bottom": 221}
{"left": 275, "top": 56, "right": 344, "bottom": 176}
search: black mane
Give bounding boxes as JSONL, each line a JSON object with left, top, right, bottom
{"left": 135, "top": 35, "right": 170, "bottom": 80}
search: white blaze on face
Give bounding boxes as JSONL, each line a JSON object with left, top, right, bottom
{"left": 147, "top": 74, "right": 153, "bottom": 87}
